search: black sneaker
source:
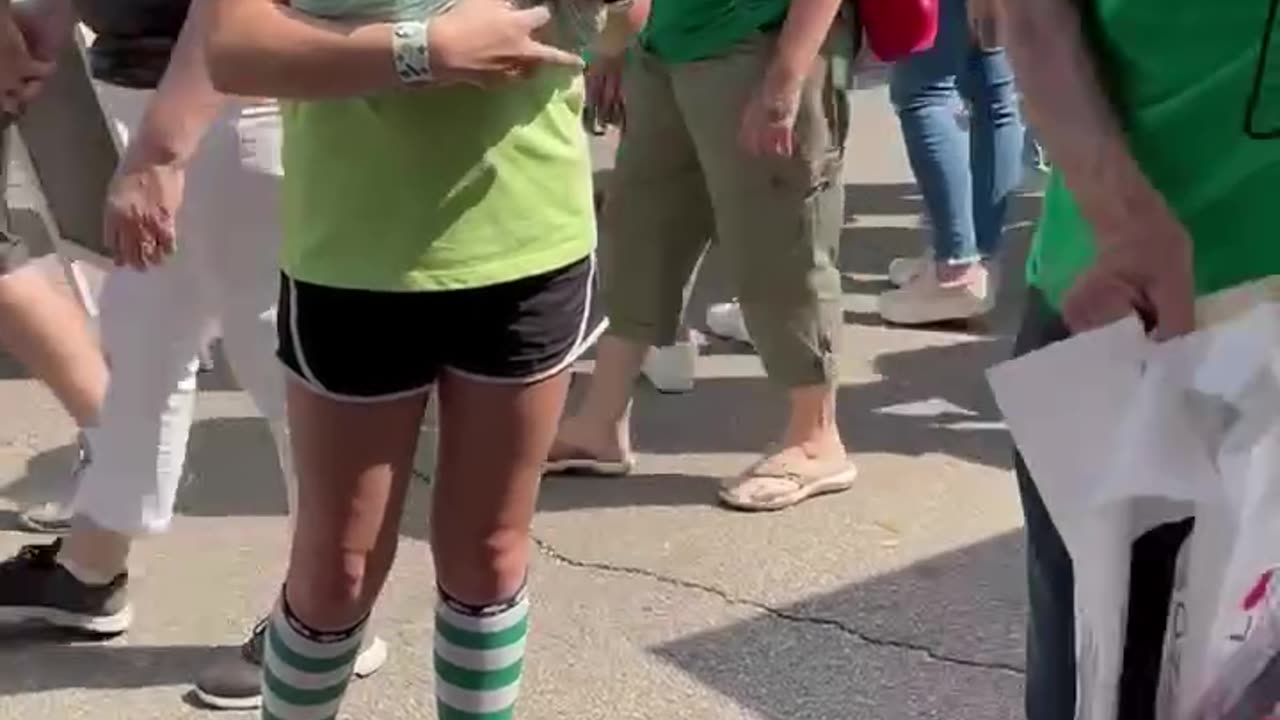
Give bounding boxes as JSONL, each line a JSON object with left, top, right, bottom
{"left": 0, "top": 539, "right": 131, "bottom": 636}
{"left": 193, "top": 618, "right": 389, "bottom": 710}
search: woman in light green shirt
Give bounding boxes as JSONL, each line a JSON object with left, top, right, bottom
{"left": 204, "top": 0, "right": 638, "bottom": 717}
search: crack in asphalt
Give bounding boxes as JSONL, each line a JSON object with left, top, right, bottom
{"left": 532, "top": 536, "right": 1025, "bottom": 677}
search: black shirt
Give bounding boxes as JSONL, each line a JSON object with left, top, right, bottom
{"left": 72, "top": 0, "right": 191, "bottom": 89}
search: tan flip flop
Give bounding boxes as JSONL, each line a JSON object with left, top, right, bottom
{"left": 545, "top": 441, "right": 635, "bottom": 476}
{"left": 719, "top": 451, "right": 859, "bottom": 512}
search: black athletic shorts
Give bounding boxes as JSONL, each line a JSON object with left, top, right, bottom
{"left": 277, "top": 256, "right": 606, "bottom": 401}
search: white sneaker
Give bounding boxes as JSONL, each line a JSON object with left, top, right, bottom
{"left": 642, "top": 338, "right": 697, "bottom": 393}
{"left": 878, "top": 265, "right": 995, "bottom": 325}
{"left": 705, "top": 301, "right": 753, "bottom": 345}
{"left": 887, "top": 251, "right": 932, "bottom": 287}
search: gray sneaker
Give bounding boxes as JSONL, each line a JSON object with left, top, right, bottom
{"left": 193, "top": 618, "right": 389, "bottom": 710}
{"left": 17, "top": 501, "right": 74, "bottom": 534}
{"left": 17, "top": 434, "right": 90, "bottom": 534}
{"left": 0, "top": 539, "right": 132, "bottom": 636}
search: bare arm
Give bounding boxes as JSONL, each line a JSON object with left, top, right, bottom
{"left": 771, "top": 0, "right": 844, "bottom": 84}
{"left": 1000, "top": 0, "right": 1195, "bottom": 338}
{"left": 999, "top": 0, "right": 1167, "bottom": 242}
{"left": 204, "top": 0, "right": 583, "bottom": 99}
{"left": 203, "top": 0, "right": 402, "bottom": 98}
{"left": 126, "top": 0, "right": 225, "bottom": 167}
{"left": 592, "top": 0, "right": 648, "bottom": 58}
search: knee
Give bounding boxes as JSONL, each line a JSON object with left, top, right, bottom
{"left": 433, "top": 526, "right": 530, "bottom": 606}
{"left": 289, "top": 545, "right": 394, "bottom": 628}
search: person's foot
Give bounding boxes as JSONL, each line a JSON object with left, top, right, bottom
{"left": 719, "top": 443, "right": 857, "bottom": 512}
{"left": 641, "top": 336, "right": 698, "bottom": 394}
{"left": 878, "top": 263, "right": 995, "bottom": 325}
{"left": 17, "top": 433, "right": 90, "bottom": 534}
{"left": 0, "top": 539, "right": 131, "bottom": 636}
{"left": 705, "top": 301, "right": 753, "bottom": 345}
{"left": 545, "top": 416, "right": 634, "bottom": 476}
{"left": 193, "top": 619, "right": 389, "bottom": 710}
{"left": 17, "top": 501, "right": 74, "bottom": 534}
{"left": 887, "top": 251, "right": 933, "bottom": 288}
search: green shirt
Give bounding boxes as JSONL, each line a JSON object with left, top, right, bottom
{"left": 1028, "top": 1, "right": 1280, "bottom": 309}
{"left": 641, "top": 0, "right": 789, "bottom": 62}
{"left": 281, "top": 0, "right": 596, "bottom": 292}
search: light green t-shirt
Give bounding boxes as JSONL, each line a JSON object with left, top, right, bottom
{"left": 281, "top": 0, "right": 596, "bottom": 292}
{"left": 1028, "top": 0, "right": 1280, "bottom": 309}
{"left": 640, "top": 0, "right": 789, "bottom": 63}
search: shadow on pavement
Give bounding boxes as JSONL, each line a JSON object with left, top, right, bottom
{"left": 564, "top": 330, "right": 1012, "bottom": 472}
{"left": 653, "top": 531, "right": 1027, "bottom": 720}
{"left": 0, "top": 628, "right": 233, "bottom": 696}
{"left": 538, "top": 472, "right": 722, "bottom": 512}
{"left": 0, "top": 416, "right": 289, "bottom": 528}
{"left": 0, "top": 441, "right": 79, "bottom": 512}
{"left": 0, "top": 181, "right": 1043, "bottom": 519}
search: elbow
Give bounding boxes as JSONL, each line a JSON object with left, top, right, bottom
{"left": 201, "top": 0, "right": 268, "bottom": 96}
{"left": 625, "top": 0, "right": 650, "bottom": 32}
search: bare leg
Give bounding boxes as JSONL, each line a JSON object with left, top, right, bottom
{"left": 551, "top": 333, "right": 646, "bottom": 463}
{"left": 283, "top": 379, "right": 426, "bottom": 629}
{"left": 784, "top": 383, "right": 844, "bottom": 456}
{"left": 432, "top": 369, "right": 571, "bottom": 603}
{"left": 0, "top": 264, "right": 106, "bottom": 426}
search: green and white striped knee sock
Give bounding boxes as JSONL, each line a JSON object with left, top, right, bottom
{"left": 261, "top": 595, "right": 366, "bottom": 720}
{"left": 434, "top": 586, "right": 530, "bottom": 719}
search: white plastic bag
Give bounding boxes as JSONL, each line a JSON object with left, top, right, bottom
{"left": 988, "top": 302, "right": 1280, "bottom": 720}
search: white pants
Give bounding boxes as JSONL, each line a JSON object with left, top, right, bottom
{"left": 72, "top": 84, "right": 291, "bottom": 535}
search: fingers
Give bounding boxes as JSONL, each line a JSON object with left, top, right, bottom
{"left": 106, "top": 210, "right": 143, "bottom": 269}
{"left": 740, "top": 121, "right": 795, "bottom": 158}
{"left": 521, "top": 39, "right": 586, "bottom": 70}
{"left": 1, "top": 60, "right": 53, "bottom": 116}
{"left": 604, "top": 71, "right": 625, "bottom": 125}
{"left": 513, "top": 3, "right": 554, "bottom": 30}
{"left": 1148, "top": 277, "right": 1196, "bottom": 341}
{"left": 105, "top": 207, "right": 169, "bottom": 271}
{"left": 144, "top": 210, "right": 178, "bottom": 262}
{"left": 1062, "top": 269, "right": 1143, "bottom": 335}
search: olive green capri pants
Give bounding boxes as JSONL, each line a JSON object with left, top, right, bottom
{"left": 600, "top": 31, "right": 852, "bottom": 388}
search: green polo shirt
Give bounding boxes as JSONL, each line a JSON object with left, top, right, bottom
{"left": 640, "top": 0, "right": 790, "bottom": 63}
{"left": 1029, "top": 0, "right": 1280, "bottom": 308}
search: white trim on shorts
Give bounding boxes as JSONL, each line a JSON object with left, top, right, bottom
{"left": 282, "top": 275, "right": 435, "bottom": 405}
{"left": 442, "top": 254, "right": 607, "bottom": 386}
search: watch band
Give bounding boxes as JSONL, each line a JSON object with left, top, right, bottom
{"left": 392, "top": 19, "right": 432, "bottom": 84}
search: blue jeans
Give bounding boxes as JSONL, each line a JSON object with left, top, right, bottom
{"left": 889, "top": 0, "right": 1024, "bottom": 264}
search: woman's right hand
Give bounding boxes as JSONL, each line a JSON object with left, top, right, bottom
{"left": 428, "top": 0, "right": 584, "bottom": 86}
